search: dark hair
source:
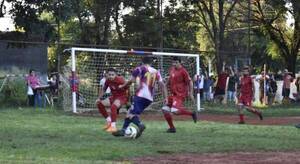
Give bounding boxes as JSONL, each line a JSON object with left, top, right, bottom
{"left": 142, "top": 56, "right": 153, "bottom": 64}
{"left": 107, "top": 68, "right": 117, "bottom": 73}
{"left": 172, "top": 56, "right": 181, "bottom": 63}
{"left": 29, "top": 69, "right": 35, "bottom": 74}
{"left": 243, "top": 66, "right": 250, "bottom": 70}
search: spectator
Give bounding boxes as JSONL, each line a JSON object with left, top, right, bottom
{"left": 227, "top": 67, "right": 239, "bottom": 103}
{"left": 268, "top": 74, "right": 277, "bottom": 105}
{"left": 256, "top": 71, "right": 270, "bottom": 104}
{"left": 193, "top": 71, "right": 204, "bottom": 100}
{"left": 214, "top": 62, "right": 231, "bottom": 104}
{"left": 26, "top": 69, "right": 41, "bottom": 107}
{"left": 282, "top": 69, "right": 293, "bottom": 104}
{"left": 203, "top": 75, "right": 214, "bottom": 102}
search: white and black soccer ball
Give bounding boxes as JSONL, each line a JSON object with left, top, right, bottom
{"left": 124, "top": 126, "right": 138, "bottom": 139}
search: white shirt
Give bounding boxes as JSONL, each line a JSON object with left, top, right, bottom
{"left": 100, "top": 77, "right": 111, "bottom": 93}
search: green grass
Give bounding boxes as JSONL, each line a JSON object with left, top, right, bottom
{"left": 0, "top": 108, "right": 300, "bottom": 163}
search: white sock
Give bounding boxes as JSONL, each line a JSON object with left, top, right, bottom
{"left": 106, "top": 117, "right": 111, "bottom": 123}
{"left": 111, "top": 122, "right": 116, "bottom": 128}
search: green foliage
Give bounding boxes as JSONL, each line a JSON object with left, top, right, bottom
{"left": 0, "top": 78, "right": 27, "bottom": 107}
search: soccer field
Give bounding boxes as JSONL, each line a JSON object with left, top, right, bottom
{"left": 0, "top": 107, "right": 300, "bottom": 163}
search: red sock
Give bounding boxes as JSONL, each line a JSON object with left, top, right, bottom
{"left": 97, "top": 103, "right": 108, "bottom": 118}
{"left": 177, "top": 107, "right": 193, "bottom": 116}
{"left": 239, "top": 114, "right": 244, "bottom": 122}
{"left": 111, "top": 104, "right": 118, "bottom": 122}
{"left": 163, "top": 113, "right": 175, "bottom": 129}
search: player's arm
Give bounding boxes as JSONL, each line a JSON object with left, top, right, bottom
{"left": 98, "top": 82, "right": 108, "bottom": 100}
{"left": 119, "top": 76, "right": 135, "bottom": 89}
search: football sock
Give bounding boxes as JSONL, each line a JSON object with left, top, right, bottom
{"left": 111, "top": 104, "right": 118, "bottom": 122}
{"left": 111, "top": 122, "right": 116, "bottom": 128}
{"left": 163, "top": 112, "right": 175, "bottom": 129}
{"left": 122, "top": 117, "right": 131, "bottom": 130}
{"left": 239, "top": 114, "right": 244, "bottom": 122}
{"left": 131, "top": 116, "right": 141, "bottom": 127}
{"left": 106, "top": 117, "right": 111, "bottom": 123}
{"left": 97, "top": 103, "right": 108, "bottom": 118}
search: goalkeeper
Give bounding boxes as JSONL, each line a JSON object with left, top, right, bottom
{"left": 96, "top": 68, "right": 129, "bottom": 133}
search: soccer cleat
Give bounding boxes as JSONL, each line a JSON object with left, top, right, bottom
{"left": 112, "top": 129, "right": 125, "bottom": 137}
{"left": 192, "top": 111, "right": 198, "bottom": 123}
{"left": 295, "top": 124, "right": 300, "bottom": 129}
{"left": 135, "top": 124, "right": 146, "bottom": 139}
{"left": 238, "top": 121, "right": 245, "bottom": 124}
{"left": 258, "top": 112, "right": 263, "bottom": 120}
{"left": 102, "top": 122, "right": 111, "bottom": 130}
{"left": 166, "top": 128, "right": 176, "bottom": 133}
{"left": 106, "top": 126, "right": 118, "bottom": 133}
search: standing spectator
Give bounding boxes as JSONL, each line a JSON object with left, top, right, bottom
{"left": 282, "top": 69, "right": 293, "bottom": 104}
{"left": 203, "top": 75, "right": 214, "bottom": 102}
{"left": 26, "top": 69, "right": 41, "bottom": 107}
{"left": 214, "top": 62, "right": 231, "bottom": 104}
{"left": 193, "top": 70, "right": 204, "bottom": 100}
{"left": 256, "top": 71, "right": 270, "bottom": 104}
{"left": 268, "top": 74, "right": 277, "bottom": 105}
{"left": 227, "top": 67, "right": 239, "bottom": 103}
{"left": 295, "top": 75, "right": 300, "bottom": 94}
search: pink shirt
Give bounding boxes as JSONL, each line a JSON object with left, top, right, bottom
{"left": 26, "top": 75, "right": 40, "bottom": 89}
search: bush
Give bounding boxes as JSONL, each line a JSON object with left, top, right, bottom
{"left": 0, "top": 77, "right": 27, "bottom": 107}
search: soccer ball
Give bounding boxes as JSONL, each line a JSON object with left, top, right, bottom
{"left": 124, "top": 126, "right": 138, "bottom": 139}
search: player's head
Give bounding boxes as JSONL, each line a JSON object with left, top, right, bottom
{"left": 172, "top": 57, "right": 182, "bottom": 68}
{"left": 242, "top": 66, "right": 250, "bottom": 76}
{"left": 107, "top": 68, "right": 117, "bottom": 80}
{"left": 142, "top": 56, "right": 153, "bottom": 65}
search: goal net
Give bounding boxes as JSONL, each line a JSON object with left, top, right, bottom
{"left": 61, "top": 47, "right": 200, "bottom": 113}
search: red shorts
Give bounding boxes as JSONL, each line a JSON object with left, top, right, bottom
{"left": 167, "top": 95, "right": 185, "bottom": 107}
{"left": 238, "top": 95, "right": 252, "bottom": 106}
{"left": 109, "top": 96, "right": 128, "bottom": 106}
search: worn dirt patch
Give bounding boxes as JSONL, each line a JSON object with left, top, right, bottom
{"left": 127, "top": 152, "right": 300, "bottom": 164}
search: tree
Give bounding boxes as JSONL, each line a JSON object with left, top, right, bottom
{"left": 192, "top": 0, "right": 238, "bottom": 72}
{"left": 251, "top": 0, "right": 300, "bottom": 74}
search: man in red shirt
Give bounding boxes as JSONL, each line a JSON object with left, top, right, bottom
{"left": 237, "top": 66, "right": 263, "bottom": 124}
{"left": 162, "top": 57, "right": 197, "bottom": 133}
{"left": 96, "top": 68, "right": 129, "bottom": 133}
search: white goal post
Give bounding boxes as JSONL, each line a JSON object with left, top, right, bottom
{"left": 66, "top": 47, "right": 201, "bottom": 113}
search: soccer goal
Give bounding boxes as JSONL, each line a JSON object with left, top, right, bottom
{"left": 61, "top": 47, "right": 201, "bottom": 113}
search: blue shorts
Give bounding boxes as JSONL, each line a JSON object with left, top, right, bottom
{"left": 129, "top": 96, "right": 152, "bottom": 115}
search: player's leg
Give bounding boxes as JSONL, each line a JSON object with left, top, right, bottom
{"left": 171, "top": 96, "right": 197, "bottom": 123}
{"left": 96, "top": 98, "right": 111, "bottom": 130}
{"left": 162, "top": 96, "right": 176, "bottom": 133}
{"left": 106, "top": 97, "right": 128, "bottom": 132}
{"left": 112, "top": 96, "right": 151, "bottom": 138}
{"left": 243, "top": 96, "right": 263, "bottom": 120}
{"left": 237, "top": 103, "right": 245, "bottom": 124}
{"left": 244, "top": 105, "right": 263, "bottom": 120}
{"left": 237, "top": 96, "right": 245, "bottom": 124}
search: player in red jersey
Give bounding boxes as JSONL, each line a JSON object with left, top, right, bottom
{"left": 96, "top": 68, "right": 129, "bottom": 133}
{"left": 162, "top": 57, "right": 197, "bottom": 133}
{"left": 237, "top": 66, "right": 263, "bottom": 124}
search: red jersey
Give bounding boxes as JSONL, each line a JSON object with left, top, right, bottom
{"left": 240, "top": 75, "right": 253, "bottom": 97}
{"left": 104, "top": 76, "right": 128, "bottom": 97}
{"left": 169, "top": 66, "right": 191, "bottom": 98}
{"left": 216, "top": 72, "right": 229, "bottom": 89}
